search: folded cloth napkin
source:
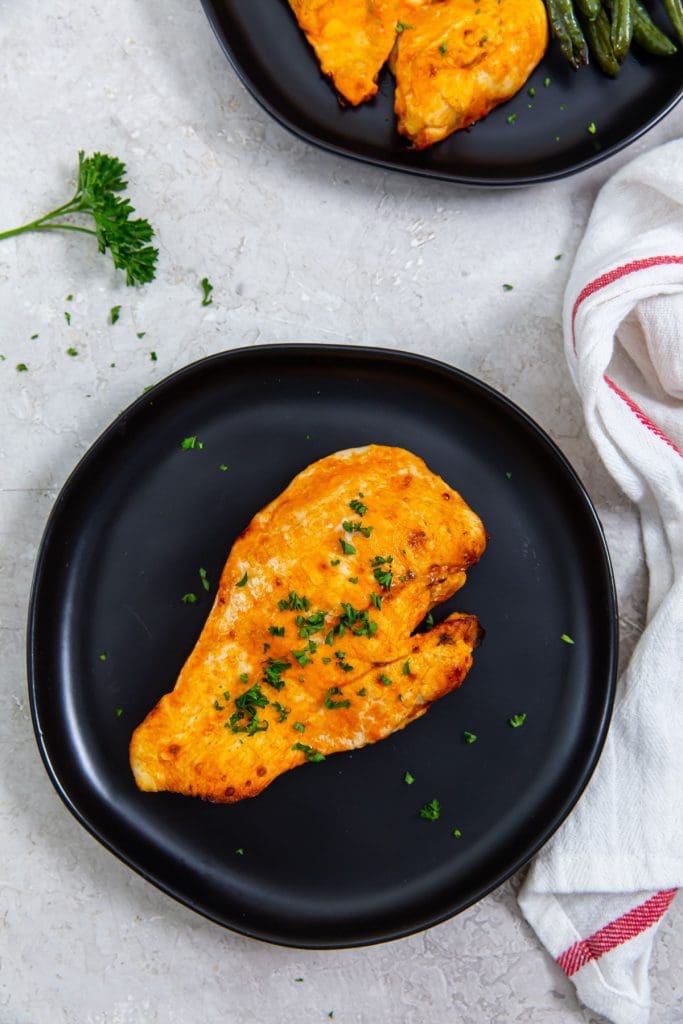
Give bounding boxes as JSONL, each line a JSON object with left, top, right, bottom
{"left": 518, "top": 139, "right": 683, "bottom": 1024}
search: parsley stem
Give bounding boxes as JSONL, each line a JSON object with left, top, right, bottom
{"left": 0, "top": 214, "right": 98, "bottom": 241}
{"left": 31, "top": 223, "right": 99, "bottom": 237}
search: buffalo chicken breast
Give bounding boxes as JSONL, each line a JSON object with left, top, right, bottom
{"left": 288, "top": 0, "right": 400, "bottom": 105}
{"left": 391, "top": 0, "right": 548, "bottom": 148}
{"left": 130, "top": 445, "right": 487, "bottom": 803}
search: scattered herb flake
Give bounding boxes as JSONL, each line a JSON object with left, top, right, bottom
{"left": 219, "top": 463, "right": 228, "bottom": 471}
{"left": 544, "top": 75, "right": 551, "bottom": 87}
{"left": 292, "top": 721, "right": 305, "bottom": 733}
{"left": 425, "top": 612, "right": 434, "bottom": 628}
{"left": 330, "top": 558, "right": 341, "bottom": 567}
{"left": 419, "top": 798, "right": 441, "bottom": 821}
{"left": 137, "top": 331, "right": 146, "bottom": 338}
{"left": 110, "top": 305, "right": 121, "bottom": 325}
{"left": 452, "top": 828, "right": 462, "bottom": 839}
{"left": 272, "top": 701, "right": 290, "bottom": 722}
{"left": 588, "top": 121, "right": 597, "bottom": 134}
{"left": 340, "top": 538, "right": 356, "bottom": 556}
{"left": 463, "top": 731, "right": 477, "bottom": 744}
{"left": 379, "top": 673, "right": 392, "bottom": 686}
{"left": 180, "top": 435, "right": 203, "bottom": 450}
{"left": 370, "top": 592, "right": 383, "bottom": 610}
{"left": 561, "top": 633, "right": 575, "bottom": 644}
{"left": 235, "top": 847, "right": 244, "bottom": 855}
{"left": 66, "top": 347, "right": 78, "bottom": 357}
{"left": 503, "top": 283, "right": 513, "bottom": 291}
{"left": 268, "top": 625, "right": 285, "bottom": 637}
{"left": 99, "top": 652, "right": 107, "bottom": 662}
{"left": 115, "top": 707, "right": 124, "bottom": 718}
{"left": 150, "top": 351, "right": 157, "bottom": 361}
{"left": 64, "top": 311, "right": 71, "bottom": 325}
{"left": 181, "top": 592, "right": 198, "bottom": 604}
{"left": 236, "top": 571, "right": 248, "bottom": 587}
{"left": 348, "top": 576, "right": 359, "bottom": 584}
{"left": 528, "top": 86, "right": 536, "bottom": 97}
{"left": 396, "top": 20, "right": 414, "bottom": 32}
{"left": 349, "top": 498, "right": 368, "bottom": 517}
{"left": 554, "top": 254, "right": 562, "bottom": 261}
{"left": 506, "top": 112, "right": 516, "bottom": 124}
{"left": 439, "top": 40, "right": 447, "bottom": 54}
{"left": 404, "top": 771, "right": 415, "bottom": 785}
{"left": 200, "top": 277, "right": 213, "bottom": 306}
{"left": 292, "top": 741, "right": 325, "bottom": 762}
{"left": 30, "top": 334, "right": 39, "bottom": 340}
{"left": 199, "top": 567, "right": 210, "bottom": 591}
{"left": 213, "top": 699, "right": 224, "bottom": 711}
{"left": 508, "top": 712, "right": 527, "bottom": 728}
{"left": 278, "top": 591, "right": 310, "bottom": 612}
{"left": 402, "top": 660, "right": 411, "bottom": 676}
{"left": 324, "top": 686, "right": 351, "bottom": 710}
{"left": 356, "top": 687, "right": 367, "bottom": 696}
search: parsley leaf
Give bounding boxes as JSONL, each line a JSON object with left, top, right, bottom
{"left": 561, "top": 633, "right": 575, "bottom": 645}
{"left": 452, "top": 828, "right": 462, "bottom": 839}
{"left": 379, "top": 674, "right": 392, "bottom": 686}
{"left": 110, "top": 305, "right": 121, "bottom": 325}
{"left": 200, "top": 277, "right": 214, "bottom": 306}
{"left": 236, "top": 571, "right": 248, "bottom": 587}
{"left": 278, "top": 591, "right": 310, "bottom": 612}
{"left": 262, "top": 657, "right": 291, "bottom": 691}
{"left": 508, "top": 712, "right": 527, "bottom": 728}
{"left": 181, "top": 592, "right": 197, "bottom": 604}
{"left": 199, "top": 567, "right": 210, "bottom": 591}
{"left": 463, "top": 731, "right": 477, "bottom": 744}
{"left": 268, "top": 625, "right": 285, "bottom": 637}
{"left": 292, "top": 721, "right": 305, "bottom": 733}
{"left": 291, "top": 742, "right": 325, "bottom": 762}
{"left": 404, "top": 771, "right": 415, "bottom": 785}
{"left": 227, "top": 684, "right": 269, "bottom": 735}
{"left": 0, "top": 152, "right": 158, "bottom": 285}
{"left": 272, "top": 701, "right": 290, "bottom": 722}
{"left": 419, "top": 798, "right": 441, "bottom": 821}
{"left": 180, "top": 435, "right": 203, "bottom": 450}
{"left": 349, "top": 498, "right": 367, "bottom": 516}
{"left": 324, "top": 686, "right": 351, "bottom": 709}
{"left": 340, "top": 538, "right": 356, "bottom": 556}
{"left": 402, "top": 660, "right": 411, "bottom": 676}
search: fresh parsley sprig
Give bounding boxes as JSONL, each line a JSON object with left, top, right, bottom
{"left": 0, "top": 152, "right": 158, "bottom": 286}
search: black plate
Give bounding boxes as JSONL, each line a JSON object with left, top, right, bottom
{"left": 200, "top": 0, "right": 683, "bottom": 186}
{"left": 29, "top": 344, "right": 617, "bottom": 948}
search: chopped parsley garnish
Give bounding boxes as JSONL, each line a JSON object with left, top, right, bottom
{"left": 588, "top": 121, "right": 597, "bottom": 135}
{"left": 99, "top": 652, "right": 107, "bottom": 662}
{"left": 348, "top": 498, "right": 367, "bottom": 516}
{"left": 348, "top": 576, "right": 359, "bottom": 584}
{"left": 424, "top": 613, "right": 434, "bottom": 628}
{"left": 228, "top": 684, "right": 269, "bottom": 734}
{"left": 137, "top": 331, "right": 146, "bottom": 338}
{"left": 268, "top": 625, "right": 285, "bottom": 637}
{"left": 370, "top": 554, "right": 393, "bottom": 589}
{"left": 339, "top": 538, "right": 356, "bottom": 556}
{"left": 16, "top": 363, "right": 28, "bottom": 372}
{"left": 278, "top": 591, "right": 310, "bottom": 612}
{"left": 64, "top": 311, "right": 71, "bottom": 325}
{"left": 262, "top": 657, "right": 291, "bottom": 691}
{"left": 324, "top": 686, "right": 351, "bottom": 709}
{"left": 544, "top": 76, "right": 551, "bottom": 87}
{"left": 180, "top": 435, "right": 203, "bottom": 450}
{"left": 463, "top": 731, "right": 477, "bottom": 744}
{"left": 342, "top": 520, "right": 373, "bottom": 538}
{"left": 292, "top": 648, "right": 312, "bottom": 668}
{"left": 332, "top": 602, "right": 378, "bottom": 640}
{"left": 505, "top": 471, "right": 513, "bottom": 480}
{"left": 439, "top": 40, "right": 448, "bottom": 55}
{"left": 110, "top": 305, "right": 121, "bottom": 325}
{"left": 200, "top": 276, "right": 214, "bottom": 306}
{"left": 292, "top": 721, "right": 305, "bottom": 733}
{"left": 239, "top": 672, "right": 249, "bottom": 684}
{"left": 404, "top": 771, "right": 415, "bottom": 785}
{"left": 396, "top": 20, "right": 413, "bottom": 32}
{"left": 235, "top": 847, "right": 244, "bottom": 855}
{"left": 30, "top": 334, "right": 39, "bottom": 339}
{"left": 181, "top": 592, "right": 198, "bottom": 604}
{"left": 370, "top": 592, "right": 383, "bottom": 610}
{"left": 452, "top": 829, "right": 462, "bottom": 839}
{"left": 330, "top": 559, "right": 340, "bottom": 567}
{"left": 419, "top": 798, "right": 441, "bottom": 821}
{"left": 379, "top": 674, "right": 392, "bottom": 686}
{"left": 561, "top": 633, "right": 575, "bottom": 645}
{"left": 528, "top": 86, "right": 536, "bottom": 97}
{"left": 402, "top": 660, "right": 411, "bottom": 676}
{"left": 66, "top": 346, "right": 78, "bottom": 357}
{"left": 322, "top": 656, "right": 331, "bottom": 664}
{"left": 292, "top": 742, "right": 325, "bottom": 762}
{"left": 115, "top": 707, "right": 124, "bottom": 718}
{"left": 222, "top": 690, "right": 231, "bottom": 702}
{"left": 295, "top": 610, "right": 326, "bottom": 638}
{"left": 219, "top": 463, "right": 228, "bottom": 471}
{"left": 213, "top": 699, "right": 224, "bottom": 711}
{"left": 555, "top": 254, "right": 563, "bottom": 261}
{"left": 236, "top": 571, "right": 248, "bottom": 587}
{"left": 150, "top": 351, "right": 157, "bottom": 361}
{"left": 356, "top": 687, "right": 367, "bottom": 696}
{"left": 272, "top": 702, "right": 290, "bottom": 722}
{"left": 508, "top": 712, "right": 527, "bottom": 728}
{"left": 503, "top": 283, "right": 514, "bottom": 291}
{"left": 199, "top": 567, "right": 210, "bottom": 591}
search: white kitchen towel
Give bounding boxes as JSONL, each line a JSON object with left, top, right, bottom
{"left": 518, "top": 139, "right": 683, "bottom": 1024}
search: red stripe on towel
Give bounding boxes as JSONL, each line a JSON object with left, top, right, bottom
{"left": 557, "top": 889, "right": 678, "bottom": 977}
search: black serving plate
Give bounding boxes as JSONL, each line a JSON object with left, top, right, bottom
{"left": 200, "top": 0, "right": 683, "bottom": 186}
{"left": 28, "top": 345, "right": 617, "bottom": 947}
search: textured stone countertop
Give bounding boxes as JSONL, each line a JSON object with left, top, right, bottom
{"left": 0, "top": 3, "right": 681, "bottom": 1023}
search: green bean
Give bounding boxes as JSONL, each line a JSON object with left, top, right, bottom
{"left": 632, "top": 0, "right": 678, "bottom": 54}
{"left": 583, "top": 7, "right": 622, "bottom": 74}
{"left": 575, "top": 0, "right": 601, "bottom": 19}
{"left": 611, "top": 0, "right": 633, "bottom": 59}
{"left": 661, "top": 0, "right": 683, "bottom": 42}
{"left": 546, "top": 0, "right": 590, "bottom": 65}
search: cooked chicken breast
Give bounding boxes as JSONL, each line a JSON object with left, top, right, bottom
{"left": 288, "top": 0, "right": 400, "bottom": 105}
{"left": 390, "top": 0, "right": 548, "bottom": 148}
{"left": 130, "top": 445, "right": 486, "bottom": 803}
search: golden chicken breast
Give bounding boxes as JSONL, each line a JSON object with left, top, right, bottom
{"left": 390, "top": 0, "right": 548, "bottom": 148}
{"left": 288, "top": 0, "right": 400, "bottom": 105}
{"left": 130, "top": 445, "right": 487, "bottom": 803}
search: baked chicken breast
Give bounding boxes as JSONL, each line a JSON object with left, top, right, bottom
{"left": 390, "top": 0, "right": 548, "bottom": 148}
{"left": 288, "top": 0, "right": 400, "bottom": 105}
{"left": 130, "top": 445, "right": 487, "bottom": 803}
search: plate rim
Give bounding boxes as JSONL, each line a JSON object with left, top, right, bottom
{"left": 27, "top": 342, "right": 619, "bottom": 948}
{"left": 198, "top": 0, "right": 683, "bottom": 188}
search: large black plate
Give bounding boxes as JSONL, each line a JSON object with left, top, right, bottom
{"left": 200, "top": 0, "right": 683, "bottom": 186}
{"left": 29, "top": 345, "right": 617, "bottom": 947}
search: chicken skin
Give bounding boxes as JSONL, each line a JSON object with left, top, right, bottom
{"left": 288, "top": 0, "right": 400, "bottom": 105}
{"left": 390, "top": 0, "right": 548, "bottom": 148}
{"left": 130, "top": 445, "right": 487, "bottom": 803}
